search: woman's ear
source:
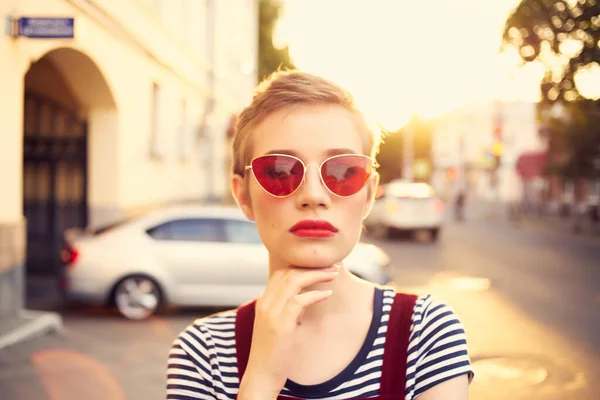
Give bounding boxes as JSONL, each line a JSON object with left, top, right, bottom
{"left": 362, "top": 172, "right": 380, "bottom": 220}
{"left": 231, "top": 174, "right": 255, "bottom": 221}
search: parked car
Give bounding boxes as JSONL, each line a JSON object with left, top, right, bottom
{"left": 60, "top": 205, "right": 392, "bottom": 320}
{"left": 365, "top": 180, "right": 445, "bottom": 241}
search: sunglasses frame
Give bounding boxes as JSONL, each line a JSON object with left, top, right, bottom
{"left": 244, "top": 153, "right": 377, "bottom": 198}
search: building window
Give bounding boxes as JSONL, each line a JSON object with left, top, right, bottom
{"left": 150, "top": 82, "right": 163, "bottom": 159}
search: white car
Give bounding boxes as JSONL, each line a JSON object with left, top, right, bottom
{"left": 365, "top": 180, "right": 445, "bottom": 241}
{"left": 60, "top": 205, "right": 392, "bottom": 319}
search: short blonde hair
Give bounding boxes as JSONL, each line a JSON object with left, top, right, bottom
{"left": 231, "top": 70, "right": 381, "bottom": 176}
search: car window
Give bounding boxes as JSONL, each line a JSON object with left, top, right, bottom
{"left": 386, "top": 182, "right": 434, "bottom": 198}
{"left": 224, "top": 220, "right": 262, "bottom": 244}
{"left": 146, "top": 218, "right": 225, "bottom": 242}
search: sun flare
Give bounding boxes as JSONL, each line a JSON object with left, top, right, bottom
{"left": 275, "top": 0, "right": 598, "bottom": 130}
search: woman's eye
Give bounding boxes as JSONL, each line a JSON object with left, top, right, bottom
{"left": 344, "top": 166, "right": 358, "bottom": 177}
{"left": 266, "top": 167, "right": 290, "bottom": 179}
{"left": 266, "top": 167, "right": 280, "bottom": 177}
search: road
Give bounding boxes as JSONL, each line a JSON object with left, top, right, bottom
{"left": 368, "top": 212, "right": 600, "bottom": 400}
{"left": 0, "top": 211, "right": 599, "bottom": 399}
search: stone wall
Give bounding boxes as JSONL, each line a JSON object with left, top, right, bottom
{"left": 0, "top": 219, "right": 26, "bottom": 319}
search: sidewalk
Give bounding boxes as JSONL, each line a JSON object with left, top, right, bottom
{"left": 0, "top": 275, "right": 63, "bottom": 351}
{"left": 508, "top": 210, "right": 600, "bottom": 241}
{"left": 465, "top": 200, "right": 600, "bottom": 241}
{"left": 0, "top": 310, "right": 62, "bottom": 351}
{"left": 516, "top": 214, "right": 598, "bottom": 234}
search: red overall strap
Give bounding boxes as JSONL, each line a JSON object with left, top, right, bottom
{"left": 235, "top": 293, "right": 417, "bottom": 398}
{"left": 379, "top": 292, "right": 418, "bottom": 396}
{"left": 235, "top": 299, "right": 256, "bottom": 381}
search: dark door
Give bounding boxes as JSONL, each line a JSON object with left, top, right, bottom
{"left": 22, "top": 93, "right": 88, "bottom": 276}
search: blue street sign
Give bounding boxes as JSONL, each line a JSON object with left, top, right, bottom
{"left": 18, "top": 17, "right": 74, "bottom": 39}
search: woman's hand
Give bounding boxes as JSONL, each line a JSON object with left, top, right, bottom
{"left": 237, "top": 265, "right": 339, "bottom": 399}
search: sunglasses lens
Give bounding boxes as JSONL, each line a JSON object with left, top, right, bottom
{"left": 321, "top": 155, "right": 372, "bottom": 196}
{"left": 251, "top": 155, "right": 304, "bottom": 196}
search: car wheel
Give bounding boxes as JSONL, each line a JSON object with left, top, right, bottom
{"left": 113, "top": 275, "right": 162, "bottom": 320}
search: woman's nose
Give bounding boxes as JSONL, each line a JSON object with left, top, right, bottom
{"left": 295, "top": 164, "right": 331, "bottom": 209}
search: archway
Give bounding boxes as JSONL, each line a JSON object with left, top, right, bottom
{"left": 23, "top": 47, "right": 117, "bottom": 276}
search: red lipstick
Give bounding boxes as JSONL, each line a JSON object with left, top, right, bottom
{"left": 289, "top": 219, "right": 339, "bottom": 238}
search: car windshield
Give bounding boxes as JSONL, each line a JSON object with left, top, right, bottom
{"left": 386, "top": 182, "right": 434, "bottom": 198}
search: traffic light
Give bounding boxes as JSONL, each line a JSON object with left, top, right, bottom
{"left": 491, "top": 123, "right": 503, "bottom": 170}
{"left": 491, "top": 141, "right": 503, "bottom": 157}
{"left": 491, "top": 141, "right": 503, "bottom": 170}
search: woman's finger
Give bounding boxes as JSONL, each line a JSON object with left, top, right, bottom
{"left": 285, "top": 290, "right": 334, "bottom": 321}
{"left": 266, "top": 268, "right": 338, "bottom": 315}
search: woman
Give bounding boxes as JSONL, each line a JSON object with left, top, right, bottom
{"left": 167, "top": 70, "right": 473, "bottom": 399}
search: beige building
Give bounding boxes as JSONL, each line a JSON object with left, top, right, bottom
{"left": 0, "top": 0, "right": 257, "bottom": 336}
{"left": 430, "top": 101, "right": 545, "bottom": 202}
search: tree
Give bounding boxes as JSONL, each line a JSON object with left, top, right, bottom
{"left": 502, "top": 0, "right": 599, "bottom": 104}
{"left": 258, "top": 0, "right": 295, "bottom": 82}
{"left": 546, "top": 100, "right": 600, "bottom": 179}
{"left": 503, "top": 0, "right": 600, "bottom": 180}
{"left": 376, "top": 130, "right": 404, "bottom": 184}
{"left": 376, "top": 119, "right": 434, "bottom": 184}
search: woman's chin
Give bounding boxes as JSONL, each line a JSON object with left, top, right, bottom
{"left": 282, "top": 250, "right": 349, "bottom": 269}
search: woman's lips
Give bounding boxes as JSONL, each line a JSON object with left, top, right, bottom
{"left": 289, "top": 219, "right": 338, "bottom": 238}
{"left": 292, "top": 229, "right": 336, "bottom": 238}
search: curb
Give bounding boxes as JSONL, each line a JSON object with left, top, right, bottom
{"left": 0, "top": 309, "right": 63, "bottom": 351}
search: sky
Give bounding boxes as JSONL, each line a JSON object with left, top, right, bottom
{"left": 274, "top": 0, "right": 574, "bottom": 130}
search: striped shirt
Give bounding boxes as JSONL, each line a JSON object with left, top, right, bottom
{"left": 167, "top": 287, "right": 473, "bottom": 399}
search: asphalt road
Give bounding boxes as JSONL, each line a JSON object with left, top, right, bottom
{"left": 368, "top": 212, "right": 600, "bottom": 400}
{"left": 1, "top": 211, "right": 598, "bottom": 400}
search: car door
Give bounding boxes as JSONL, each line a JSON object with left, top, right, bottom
{"left": 222, "top": 219, "right": 269, "bottom": 286}
{"left": 147, "top": 218, "right": 235, "bottom": 300}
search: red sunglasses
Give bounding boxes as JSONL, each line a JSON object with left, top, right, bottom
{"left": 244, "top": 154, "right": 376, "bottom": 197}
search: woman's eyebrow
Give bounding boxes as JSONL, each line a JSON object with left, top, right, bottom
{"left": 265, "top": 149, "right": 298, "bottom": 156}
{"left": 263, "top": 148, "right": 358, "bottom": 156}
{"left": 326, "top": 148, "right": 359, "bottom": 156}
